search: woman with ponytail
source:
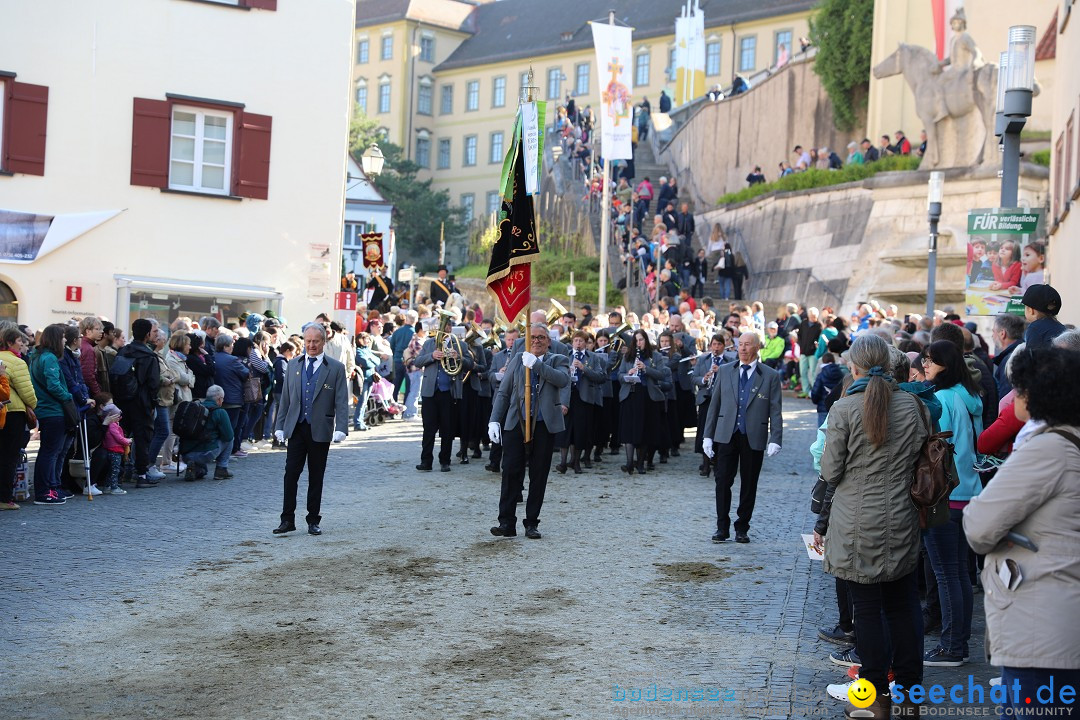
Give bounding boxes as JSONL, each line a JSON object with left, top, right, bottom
{"left": 818, "top": 334, "right": 928, "bottom": 719}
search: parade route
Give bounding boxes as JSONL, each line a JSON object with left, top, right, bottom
{"left": 1, "top": 404, "right": 995, "bottom": 719}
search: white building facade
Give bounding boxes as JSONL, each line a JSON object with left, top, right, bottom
{"left": 0, "top": 0, "right": 356, "bottom": 331}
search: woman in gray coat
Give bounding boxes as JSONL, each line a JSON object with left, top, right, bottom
{"left": 617, "top": 329, "right": 668, "bottom": 474}
{"left": 964, "top": 346, "right": 1080, "bottom": 716}
{"left": 818, "top": 334, "right": 928, "bottom": 719}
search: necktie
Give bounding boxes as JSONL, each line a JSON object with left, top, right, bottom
{"left": 306, "top": 356, "right": 317, "bottom": 380}
{"left": 741, "top": 364, "right": 751, "bottom": 381}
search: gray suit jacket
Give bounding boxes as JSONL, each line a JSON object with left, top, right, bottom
{"left": 616, "top": 354, "right": 668, "bottom": 402}
{"left": 569, "top": 350, "right": 606, "bottom": 406}
{"left": 489, "top": 347, "right": 514, "bottom": 396}
{"left": 275, "top": 354, "right": 350, "bottom": 442}
{"left": 490, "top": 352, "right": 571, "bottom": 433}
{"left": 416, "top": 337, "right": 473, "bottom": 400}
{"left": 701, "top": 361, "right": 783, "bottom": 451}
{"left": 692, "top": 353, "right": 725, "bottom": 405}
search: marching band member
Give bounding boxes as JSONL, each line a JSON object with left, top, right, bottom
{"left": 414, "top": 315, "right": 473, "bottom": 473}
{"left": 485, "top": 326, "right": 518, "bottom": 473}
{"left": 617, "top": 330, "right": 670, "bottom": 474}
{"left": 555, "top": 330, "right": 606, "bottom": 474}
{"left": 692, "top": 333, "right": 728, "bottom": 476}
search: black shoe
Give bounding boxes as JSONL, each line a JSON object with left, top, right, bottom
{"left": 581, "top": 458, "right": 593, "bottom": 469}
{"left": 460, "top": 456, "right": 470, "bottom": 465}
{"left": 273, "top": 522, "right": 296, "bottom": 534}
{"left": 818, "top": 624, "right": 857, "bottom": 646}
{"left": 699, "top": 464, "right": 711, "bottom": 477}
{"left": 711, "top": 531, "right": 729, "bottom": 543}
{"left": 670, "top": 448, "right": 680, "bottom": 457}
{"left": 490, "top": 524, "right": 517, "bottom": 537}
{"left": 658, "top": 455, "right": 668, "bottom": 464}
{"left": 471, "top": 449, "right": 482, "bottom": 459}
{"left": 135, "top": 476, "right": 158, "bottom": 488}
{"left": 607, "top": 448, "right": 619, "bottom": 455}
{"left": 214, "top": 467, "right": 234, "bottom": 480}
{"left": 571, "top": 460, "right": 582, "bottom": 474}
{"left": 646, "top": 461, "right": 655, "bottom": 471}
{"left": 735, "top": 532, "right": 750, "bottom": 544}
{"left": 415, "top": 464, "right": 432, "bottom": 472}
{"left": 524, "top": 525, "right": 541, "bottom": 540}
{"left": 307, "top": 523, "right": 322, "bottom": 536}
{"left": 593, "top": 451, "right": 603, "bottom": 462}
{"left": 440, "top": 464, "right": 451, "bottom": 472}
{"left": 184, "top": 468, "right": 197, "bottom": 481}
{"left": 484, "top": 463, "right": 498, "bottom": 472}
{"left": 555, "top": 463, "right": 567, "bottom": 474}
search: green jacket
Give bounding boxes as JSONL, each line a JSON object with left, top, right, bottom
{"left": 28, "top": 349, "right": 71, "bottom": 419}
{"left": 181, "top": 399, "right": 235, "bottom": 454}
{"left": 760, "top": 335, "right": 785, "bottom": 361}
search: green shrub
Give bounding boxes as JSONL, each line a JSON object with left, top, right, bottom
{"left": 1031, "top": 149, "right": 1050, "bottom": 167}
{"left": 717, "top": 155, "right": 921, "bottom": 205}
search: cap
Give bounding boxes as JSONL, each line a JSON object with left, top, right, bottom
{"left": 437, "top": 265, "right": 448, "bottom": 272}
{"left": 1021, "top": 284, "right": 1061, "bottom": 315}
{"left": 767, "top": 321, "right": 779, "bottom": 329}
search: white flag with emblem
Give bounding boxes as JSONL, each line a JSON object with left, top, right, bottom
{"left": 590, "top": 22, "right": 633, "bottom": 160}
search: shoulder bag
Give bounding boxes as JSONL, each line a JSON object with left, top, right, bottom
{"left": 911, "top": 400, "right": 959, "bottom": 529}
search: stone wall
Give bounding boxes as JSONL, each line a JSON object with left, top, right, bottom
{"left": 656, "top": 56, "right": 851, "bottom": 210}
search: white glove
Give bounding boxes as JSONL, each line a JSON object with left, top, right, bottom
{"left": 521, "top": 351, "right": 537, "bottom": 369}
{"left": 488, "top": 422, "right": 501, "bottom": 445}
{"left": 767, "top": 442, "right": 781, "bottom": 457}
{"left": 274, "top": 430, "right": 285, "bottom": 443}
{"left": 332, "top": 431, "right": 346, "bottom": 443}
{"left": 702, "top": 438, "right": 714, "bottom": 458}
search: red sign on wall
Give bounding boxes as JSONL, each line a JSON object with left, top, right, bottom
{"left": 65, "top": 286, "right": 83, "bottom": 303}
{"left": 333, "top": 291, "right": 356, "bottom": 311}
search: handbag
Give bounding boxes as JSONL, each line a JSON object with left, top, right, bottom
{"left": 31, "top": 356, "right": 81, "bottom": 431}
{"left": 911, "top": 402, "right": 959, "bottom": 530}
{"left": 243, "top": 366, "right": 262, "bottom": 404}
{"left": 24, "top": 405, "right": 38, "bottom": 430}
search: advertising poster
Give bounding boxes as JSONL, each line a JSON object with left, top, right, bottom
{"left": 964, "top": 208, "right": 1044, "bottom": 317}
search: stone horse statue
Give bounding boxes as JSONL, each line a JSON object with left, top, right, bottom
{"left": 873, "top": 43, "right": 998, "bottom": 169}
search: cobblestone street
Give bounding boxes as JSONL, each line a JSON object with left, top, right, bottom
{"left": 1, "top": 403, "right": 996, "bottom": 719}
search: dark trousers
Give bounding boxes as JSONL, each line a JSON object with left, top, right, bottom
{"left": 713, "top": 431, "right": 763, "bottom": 534}
{"left": 119, "top": 406, "right": 154, "bottom": 475}
{"left": 846, "top": 572, "right": 923, "bottom": 696}
{"left": 0, "top": 412, "right": 26, "bottom": 503}
{"left": 923, "top": 508, "right": 974, "bottom": 657}
{"left": 1001, "top": 667, "right": 1080, "bottom": 715}
{"left": 498, "top": 420, "right": 555, "bottom": 528}
{"left": 421, "top": 390, "right": 456, "bottom": 467}
{"left": 836, "top": 578, "right": 854, "bottom": 632}
{"left": 489, "top": 442, "right": 503, "bottom": 469}
{"left": 695, "top": 399, "right": 710, "bottom": 453}
{"left": 280, "top": 421, "right": 329, "bottom": 525}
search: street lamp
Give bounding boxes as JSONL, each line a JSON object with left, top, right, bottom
{"left": 350, "top": 248, "right": 360, "bottom": 274}
{"left": 998, "top": 25, "right": 1036, "bottom": 207}
{"left": 926, "top": 171, "right": 944, "bottom": 316}
{"left": 361, "top": 142, "right": 385, "bottom": 178}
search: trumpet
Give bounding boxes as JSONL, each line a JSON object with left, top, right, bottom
{"left": 434, "top": 308, "right": 465, "bottom": 376}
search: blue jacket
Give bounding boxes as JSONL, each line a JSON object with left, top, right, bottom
{"left": 212, "top": 352, "right": 250, "bottom": 406}
{"left": 389, "top": 325, "right": 414, "bottom": 364}
{"left": 28, "top": 349, "right": 72, "bottom": 419}
{"left": 273, "top": 356, "right": 289, "bottom": 394}
{"left": 355, "top": 346, "right": 379, "bottom": 381}
{"left": 934, "top": 384, "right": 984, "bottom": 501}
{"left": 61, "top": 348, "right": 90, "bottom": 409}
{"left": 1024, "top": 316, "right": 1066, "bottom": 350}
{"left": 810, "top": 363, "right": 844, "bottom": 414}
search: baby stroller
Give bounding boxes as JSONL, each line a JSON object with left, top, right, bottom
{"left": 366, "top": 377, "right": 405, "bottom": 427}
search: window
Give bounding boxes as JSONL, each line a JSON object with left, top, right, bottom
{"left": 466, "top": 80, "right": 479, "bottom": 111}
{"left": 669, "top": 47, "right": 677, "bottom": 82}
{"left": 706, "top": 41, "right": 721, "bottom": 76}
{"left": 415, "top": 134, "right": 431, "bottom": 168}
{"left": 460, "top": 193, "right": 474, "bottom": 222}
{"left": 437, "top": 138, "right": 451, "bottom": 169}
{"left": 486, "top": 191, "right": 501, "bottom": 215}
{"left": 378, "top": 79, "right": 391, "bottom": 113}
{"left": 381, "top": 34, "right": 393, "bottom": 60}
{"left": 440, "top": 84, "right": 453, "bottom": 114}
{"left": 547, "top": 68, "right": 561, "bottom": 100}
{"left": 635, "top": 50, "right": 650, "bottom": 86}
{"left": 0, "top": 75, "right": 49, "bottom": 176}
{"left": 739, "top": 36, "right": 757, "bottom": 72}
{"left": 492, "top": 76, "right": 506, "bottom": 108}
{"left": 356, "top": 39, "right": 369, "bottom": 64}
{"left": 343, "top": 221, "right": 370, "bottom": 248}
{"left": 417, "top": 78, "right": 433, "bottom": 115}
{"left": 419, "top": 35, "right": 435, "bottom": 63}
{"left": 169, "top": 106, "right": 233, "bottom": 195}
{"left": 463, "top": 135, "right": 477, "bottom": 166}
{"left": 575, "top": 63, "right": 589, "bottom": 96}
{"left": 355, "top": 79, "right": 367, "bottom": 113}
{"left": 490, "top": 131, "right": 504, "bottom": 163}
{"left": 775, "top": 30, "right": 792, "bottom": 65}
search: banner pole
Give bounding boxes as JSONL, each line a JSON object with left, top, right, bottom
{"left": 598, "top": 9, "right": 615, "bottom": 319}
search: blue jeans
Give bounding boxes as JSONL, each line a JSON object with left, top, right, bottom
{"left": 183, "top": 440, "right": 231, "bottom": 476}
{"left": 34, "top": 416, "right": 67, "bottom": 499}
{"left": 1000, "top": 667, "right": 1080, "bottom": 717}
{"left": 224, "top": 406, "right": 246, "bottom": 452}
{"left": 394, "top": 361, "right": 408, "bottom": 402}
{"left": 353, "top": 377, "right": 373, "bottom": 428}
{"left": 242, "top": 399, "right": 266, "bottom": 441}
{"left": 403, "top": 370, "right": 422, "bottom": 419}
{"left": 717, "top": 276, "right": 732, "bottom": 299}
{"left": 266, "top": 394, "right": 281, "bottom": 439}
{"left": 923, "top": 507, "right": 973, "bottom": 657}
{"left": 147, "top": 405, "right": 170, "bottom": 467}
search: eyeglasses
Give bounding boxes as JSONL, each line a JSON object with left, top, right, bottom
{"left": 530, "top": 334, "right": 547, "bottom": 340}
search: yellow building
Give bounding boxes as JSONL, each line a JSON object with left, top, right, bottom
{"left": 356, "top": 0, "right": 814, "bottom": 221}
{"left": 1048, "top": 3, "right": 1079, "bottom": 325}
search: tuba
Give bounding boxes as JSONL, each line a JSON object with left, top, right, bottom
{"left": 434, "top": 309, "right": 465, "bottom": 376}
{"left": 544, "top": 299, "right": 568, "bottom": 327}
{"left": 608, "top": 322, "right": 633, "bottom": 354}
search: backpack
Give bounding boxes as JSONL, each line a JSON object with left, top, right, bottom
{"left": 911, "top": 401, "right": 959, "bottom": 529}
{"left": 172, "top": 400, "right": 210, "bottom": 442}
{"left": 109, "top": 352, "right": 139, "bottom": 402}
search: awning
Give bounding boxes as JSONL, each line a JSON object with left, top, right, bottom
{"left": 114, "top": 275, "right": 284, "bottom": 301}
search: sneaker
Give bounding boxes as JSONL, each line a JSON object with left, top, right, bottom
{"left": 145, "top": 467, "right": 166, "bottom": 481}
{"left": 58, "top": 488, "right": 76, "bottom": 499}
{"left": 828, "top": 679, "right": 895, "bottom": 702}
{"left": 989, "top": 677, "right": 1002, "bottom": 687}
{"left": 135, "top": 475, "right": 159, "bottom": 489}
{"left": 240, "top": 441, "right": 258, "bottom": 453}
{"left": 105, "top": 486, "right": 128, "bottom": 495}
{"left": 88, "top": 484, "right": 103, "bottom": 497}
{"left": 232, "top": 450, "right": 249, "bottom": 459}
{"left": 923, "top": 646, "right": 964, "bottom": 667}
{"left": 257, "top": 440, "right": 273, "bottom": 450}
{"left": 830, "top": 647, "right": 862, "bottom": 667}
{"left": 161, "top": 462, "right": 179, "bottom": 473}
{"left": 0, "top": 501, "right": 20, "bottom": 510}
{"left": 214, "top": 467, "right": 234, "bottom": 480}
{"left": 819, "top": 624, "right": 856, "bottom": 646}
{"left": 33, "top": 490, "right": 66, "bottom": 505}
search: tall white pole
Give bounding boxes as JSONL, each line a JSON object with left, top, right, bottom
{"left": 598, "top": 9, "right": 615, "bottom": 318}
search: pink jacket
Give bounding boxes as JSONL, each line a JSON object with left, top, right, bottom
{"left": 103, "top": 420, "right": 131, "bottom": 453}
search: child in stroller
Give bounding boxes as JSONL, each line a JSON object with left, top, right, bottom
{"left": 365, "top": 376, "right": 406, "bottom": 427}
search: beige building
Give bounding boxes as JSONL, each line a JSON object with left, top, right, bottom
{"left": 1, "top": 0, "right": 356, "bottom": 331}
{"left": 1048, "top": 2, "right": 1079, "bottom": 325}
{"left": 356, "top": 0, "right": 814, "bottom": 221}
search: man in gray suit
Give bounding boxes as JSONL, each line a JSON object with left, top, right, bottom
{"left": 488, "top": 324, "right": 571, "bottom": 539}
{"left": 414, "top": 330, "right": 474, "bottom": 472}
{"left": 484, "top": 326, "right": 519, "bottom": 473}
{"left": 692, "top": 333, "right": 727, "bottom": 476}
{"left": 273, "top": 323, "right": 350, "bottom": 536}
{"left": 702, "top": 332, "right": 783, "bottom": 543}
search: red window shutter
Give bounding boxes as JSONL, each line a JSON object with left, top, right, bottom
{"left": 243, "top": 0, "right": 277, "bottom": 10}
{"left": 130, "top": 98, "right": 171, "bottom": 188}
{"left": 5, "top": 81, "right": 49, "bottom": 176}
{"left": 235, "top": 112, "right": 272, "bottom": 199}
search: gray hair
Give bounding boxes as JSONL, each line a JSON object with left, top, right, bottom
{"left": 302, "top": 322, "right": 327, "bottom": 341}
{"left": 847, "top": 333, "right": 891, "bottom": 373}
{"left": 1053, "top": 329, "right": 1080, "bottom": 352}
{"left": 1005, "top": 342, "right": 1027, "bottom": 382}
{"left": 200, "top": 316, "right": 221, "bottom": 331}
{"left": 206, "top": 385, "right": 225, "bottom": 401}
{"left": 214, "top": 333, "right": 234, "bottom": 351}
{"left": 912, "top": 330, "right": 932, "bottom": 347}
{"left": 993, "top": 313, "right": 1026, "bottom": 341}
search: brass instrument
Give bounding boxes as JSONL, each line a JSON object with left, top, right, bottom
{"left": 464, "top": 321, "right": 484, "bottom": 346}
{"left": 544, "top": 299, "right": 568, "bottom": 327}
{"left": 609, "top": 322, "right": 632, "bottom": 354}
{"left": 481, "top": 332, "right": 501, "bottom": 351}
{"left": 434, "top": 308, "right": 465, "bottom": 376}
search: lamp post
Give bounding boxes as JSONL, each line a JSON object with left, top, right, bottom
{"left": 926, "top": 171, "right": 944, "bottom": 316}
{"left": 997, "top": 26, "right": 1036, "bottom": 207}
{"left": 350, "top": 248, "right": 360, "bottom": 275}
{"left": 361, "top": 142, "right": 385, "bottom": 179}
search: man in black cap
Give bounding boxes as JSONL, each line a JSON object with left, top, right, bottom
{"left": 577, "top": 304, "right": 594, "bottom": 329}
{"left": 1021, "top": 284, "right": 1065, "bottom": 349}
{"left": 429, "top": 265, "right": 456, "bottom": 307}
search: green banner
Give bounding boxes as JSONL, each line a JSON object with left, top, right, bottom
{"left": 968, "top": 208, "right": 1042, "bottom": 235}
